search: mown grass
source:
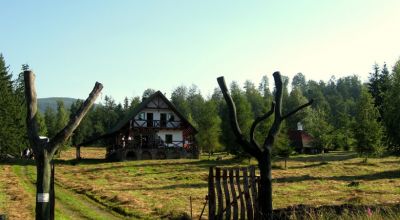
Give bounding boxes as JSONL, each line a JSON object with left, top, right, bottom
{"left": 0, "top": 171, "right": 6, "bottom": 214}
{"left": 1, "top": 148, "right": 399, "bottom": 219}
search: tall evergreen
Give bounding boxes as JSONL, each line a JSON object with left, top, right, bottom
{"left": 354, "top": 87, "right": 384, "bottom": 157}
{"left": 196, "top": 100, "right": 222, "bottom": 154}
{"left": 44, "top": 106, "right": 57, "bottom": 138}
{"left": 0, "top": 54, "right": 27, "bottom": 155}
{"left": 382, "top": 59, "right": 400, "bottom": 153}
{"left": 55, "top": 100, "right": 69, "bottom": 133}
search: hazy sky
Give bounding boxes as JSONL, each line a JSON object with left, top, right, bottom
{"left": 1, "top": 1, "right": 400, "bottom": 103}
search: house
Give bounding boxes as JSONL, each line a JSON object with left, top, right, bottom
{"left": 80, "top": 91, "right": 199, "bottom": 161}
{"left": 288, "top": 122, "right": 317, "bottom": 154}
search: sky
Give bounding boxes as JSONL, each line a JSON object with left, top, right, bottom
{"left": 1, "top": 1, "right": 400, "bottom": 103}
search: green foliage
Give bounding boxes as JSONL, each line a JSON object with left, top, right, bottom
{"left": 44, "top": 106, "right": 57, "bottom": 138}
{"left": 0, "top": 54, "right": 27, "bottom": 155}
{"left": 382, "top": 59, "right": 400, "bottom": 153}
{"left": 285, "top": 88, "right": 310, "bottom": 130}
{"left": 35, "top": 111, "right": 48, "bottom": 136}
{"left": 55, "top": 100, "right": 69, "bottom": 134}
{"left": 142, "top": 88, "right": 156, "bottom": 99}
{"left": 195, "top": 100, "right": 222, "bottom": 153}
{"left": 272, "top": 122, "right": 293, "bottom": 158}
{"left": 171, "top": 85, "right": 190, "bottom": 118}
{"left": 353, "top": 87, "right": 384, "bottom": 157}
{"left": 304, "top": 109, "right": 334, "bottom": 152}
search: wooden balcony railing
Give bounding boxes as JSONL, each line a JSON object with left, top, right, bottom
{"left": 132, "top": 119, "right": 182, "bottom": 129}
{"left": 125, "top": 140, "right": 195, "bottom": 149}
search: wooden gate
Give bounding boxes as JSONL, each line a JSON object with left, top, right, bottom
{"left": 208, "top": 166, "right": 260, "bottom": 220}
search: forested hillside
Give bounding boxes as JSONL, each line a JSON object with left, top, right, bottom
{"left": 37, "top": 97, "right": 77, "bottom": 113}
{"left": 1, "top": 53, "right": 400, "bottom": 157}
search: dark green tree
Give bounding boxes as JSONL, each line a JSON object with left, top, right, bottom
{"left": 196, "top": 100, "right": 222, "bottom": 154}
{"left": 142, "top": 88, "right": 156, "bottom": 99}
{"left": 292, "top": 72, "right": 307, "bottom": 93}
{"left": 0, "top": 54, "right": 27, "bottom": 155}
{"left": 304, "top": 109, "right": 334, "bottom": 152}
{"left": 35, "top": 111, "right": 48, "bottom": 137}
{"left": 171, "top": 85, "right": 190, "bottom": 118}
{"left": 44, "top": 106, "right": 57, "bottom": 138}
{"left": 55, "top": 100, "right": 69, "bottom": 134}
{"left": 354, "top": 87, "right": 384, "bottom": 157}
{"left": 382, "top": 59, "right": 400, "bottom": 153}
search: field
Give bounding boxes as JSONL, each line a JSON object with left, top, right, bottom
{"left": 0, "top": 147, "right": 399, "bottom": 219}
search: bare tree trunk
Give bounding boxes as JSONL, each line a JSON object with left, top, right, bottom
{"left": 217, "top": 72, "right": 312, "bottom": 220}
{"left": 24, "top": 70, "right": 103, "bottom": 220}
{"left": 256, "top": 148, "right": 273, "bottom": 220}
{"left": 35, "top": 150, "right": 52, "bottom": 219}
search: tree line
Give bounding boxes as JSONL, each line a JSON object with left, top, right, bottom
{"left": 1, "top": 53, "right": 400, "bottom": 157}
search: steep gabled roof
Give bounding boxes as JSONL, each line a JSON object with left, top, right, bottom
{"left": 78, "top": 91, "right": 198, "bottom": 146}
{"left": 108, "top": 90, "right": 198, "bottom": 134}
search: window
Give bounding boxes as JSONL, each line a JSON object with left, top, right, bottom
{"left": 165, "top": 134, "right": 173, "bottom": 144}
{"left": 138, "top": 112, "right": 145, "bottom": 120}
{"left": 168, "top": 113, "right": 175, "bottom": 121}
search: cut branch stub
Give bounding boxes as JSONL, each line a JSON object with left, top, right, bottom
{"left": 217, "top": 76, "right": 244, "bottom": 138}
{"left": 49, "top": 82, "right": 103, "bottom": 156}
{"left": 250, "top": 102, "right": 275, "bottom": 148}
{"left": 217, "top": 76, "right": 262, "bottom": 156}
{"left": 24, "top": 71, "right": 41, "bottom": 151}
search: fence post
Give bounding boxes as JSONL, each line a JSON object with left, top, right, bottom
{"left": 208, "top": 167, "right": 216, "bottom": 220}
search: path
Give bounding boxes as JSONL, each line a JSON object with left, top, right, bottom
{"left": 12, "top": 164, "right": 124, "bottom": 220}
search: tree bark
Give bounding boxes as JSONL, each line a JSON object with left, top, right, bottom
{"left": 217, "top": 72, "right": 312, "bottom": 220}
{"left": 258, "top": 149, "right": 273, "bottom": 219}
{"left": 35, "top": 150, "right": 51, "bottom": 219}
{"left": 24, "top": 70, "right": 103, "bottom": 220}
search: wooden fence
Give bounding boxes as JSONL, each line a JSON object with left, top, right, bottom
{"left": 208, "top": 166, "right": 260, "bottom": 220}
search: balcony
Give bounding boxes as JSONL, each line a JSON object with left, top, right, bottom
{"left": 132, "top": 119, "right": 182, "bottom": 129}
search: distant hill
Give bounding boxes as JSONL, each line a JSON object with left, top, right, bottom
{"left": 38, "top": 97, "right": 79, "bottom": 113}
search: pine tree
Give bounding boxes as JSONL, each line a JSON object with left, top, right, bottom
{"left": 55, "top": 100, "right": 69, "bottom": 133}
{"left": 304, "top": 109, "right": 334, "bottom": 152}
{"left": 354, "top": 87, "right": 384, "bottom": 157}
{"left": 196, "top": 100, "right": 222, "bottom": 154}
{"left": 171, "top": 85, "right": 190, "bottom": 118}
{"left": 382, "top": 59, "right": 400, "bottom": 153}
{"left": 44, "top": 106, "right": 57, "bottom": 138}
{"left": 0, "top": 54, "right": 27, "bottom": 155}
{"left": 35, "top": 111, "right": 48, "bottom": 136}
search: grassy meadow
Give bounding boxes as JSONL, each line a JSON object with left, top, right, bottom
{"left": 0, "top": 147, "right": 399, "bottom": 219}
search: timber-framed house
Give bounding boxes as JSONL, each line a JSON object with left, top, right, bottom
{"left": 94, "top": 91, "right": 198, "bottom": 160}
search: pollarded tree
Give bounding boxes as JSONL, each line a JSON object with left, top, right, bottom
{"left": 218, "top": 72, "right": 312, "bottom": 219}
{"left": 24, "top": 71, "right": 102, "bottom": 220}
{"left": 221, "top": 81, "right": 253, "bottom": 155}
{"left": 354, "top": 86, "right": 384, "bottom": 157}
